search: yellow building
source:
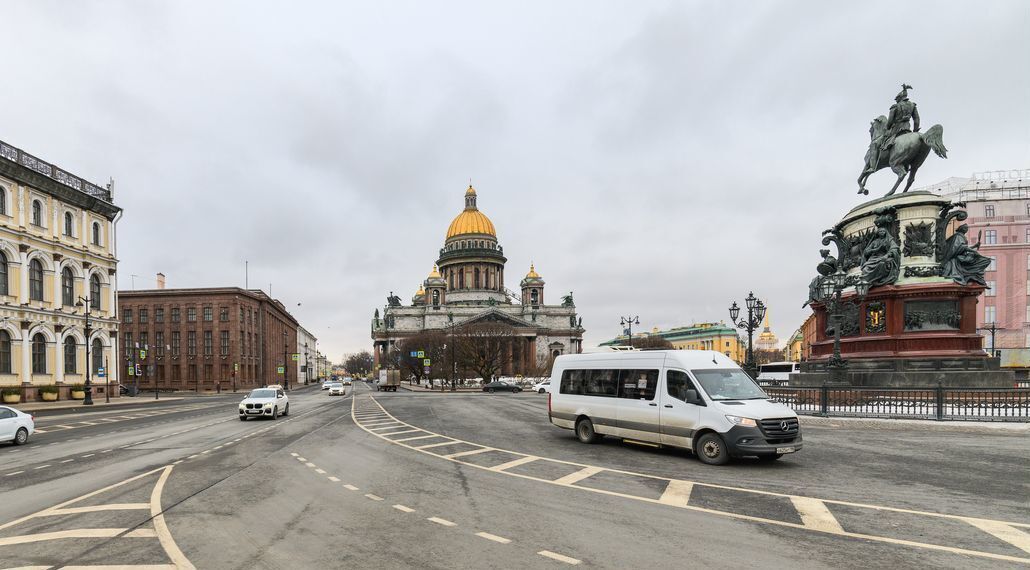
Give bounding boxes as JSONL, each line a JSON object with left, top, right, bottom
{"left": 0, "top": 140, "right": 121, "bottom": 401}
{"left": 602, "top": 322, "right": 746, "bottom": 363}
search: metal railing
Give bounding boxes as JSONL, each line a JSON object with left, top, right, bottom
{"left": 0, "top": 139, "right": 113, "bottom": 203}
{"left": 766, "top": 385, "right": 1030, "bottom": 422}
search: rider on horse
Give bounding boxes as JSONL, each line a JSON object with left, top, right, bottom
{"left": 874, "top": 84, "right": 920, "bottom": 167}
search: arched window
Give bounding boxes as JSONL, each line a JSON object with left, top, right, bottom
{"left": 31, "top": 200, "right": 42, "bottom": 226}
{"left": 474, "top": 268, "right": 480, "bottom": 288}
{"left": 0, "top": 330, "right": 10, "bottom": 373}
{"left": 90, "top": 274, "right": 101, "bottom": 309}
{"left": 0, "top": 251, "right": 7, "bottom": 296}
{"left": 531, "top": 289, "right": 539, "bottom": 304}
{"left": 29, "top": 259, "right": 44, "bottom": 301}
{"left": 31, "top": 333, "right": 46, "bottom": 374}
{"left": 64, "top": 336, "right": 77, "bottom": 374}
{"left": 0, "top": 188, "right": 6, "bottom": 216}
{"left": 62, "top": 267, "right": 74, "bottom": 306}
{"left": 92, "top": 338, "right": 103, "bottom": 373}
{"left": 458, "top": 270, "right": 465, "bottom": 289}
{"left": 64, "top": 212, "right": 74, "bottom": 236}
{"left": 432, "top": 290, "right": 440, "bottom": 306}
{"left": 92, "top": 222, "right": 101, "bottom": 245}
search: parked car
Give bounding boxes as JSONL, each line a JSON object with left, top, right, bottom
{"left": 532, "top": 380, "right": 551, "bottom": 394}
{"left": 239, "top": 388, "right": 289, "bottom": 420}
{"left": 327, "top": 383, "right": 346, "bottom": 396}
{"left": 0, "top": 405, "right": 34, "bottom": 445}
{"left": 321, "top": 381, "right": 332, "bottom": 390}
{"left": 482, "top": 381, "right": 522, "bottom": 394}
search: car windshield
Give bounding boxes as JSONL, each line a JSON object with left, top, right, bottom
{"left": 249, "top": 389, "right": 276, "bottom": 399}
{"left": 691, "top": 369, "right": 768, "bottom": 401}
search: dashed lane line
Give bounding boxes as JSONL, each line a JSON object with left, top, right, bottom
{"left": 352, "top": 392, "right": 1030, "bottom": 565}
{"left": 476, "top": 532, "right": 512, "bottom": 544}
{"left": 444, "top": 447, "right": 496, "bottom": 459}
{"left": 343, "top": 484, "right": 359, "bottom": 491}
{"left": 393, "top": 504, "right": 415, "bottom": 513}
{"left": 538, "top": 550, "right": 582, "bottom": 565}
{"left": 328, "top": 476, "right": 340, "bottom": 482}
{"left": 428, "top": 517, "right": 457, "bottom": 527}
{"left": 365, "top": 494, "right": 384, "bottom": 501}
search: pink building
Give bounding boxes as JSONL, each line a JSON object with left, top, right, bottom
{"left": 926, "top": 170, "right": 1030, "bottom": 363}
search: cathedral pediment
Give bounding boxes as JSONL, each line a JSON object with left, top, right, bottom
{"left": 459, "top": 308, "right": 536, "bottom": 329}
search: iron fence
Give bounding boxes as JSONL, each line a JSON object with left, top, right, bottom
{"left": 765, "top": 385, "right": 1030, "bottom": 422}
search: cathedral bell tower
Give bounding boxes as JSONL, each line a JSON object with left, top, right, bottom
{"left": 520, "top": 264, "right": 545, "bottom": 307}
{"left": 425, "top": 265, "right": 446, "bottom": 308}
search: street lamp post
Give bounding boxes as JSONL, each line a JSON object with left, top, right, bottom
{"left": 619, "top": 315, "right": 640, "bottom": 347}
{"left": 729, "top": 292, "right": 766, "bottom": 379}
{"left": 979, "top": 321, "right": 1000, "bottom": 358}
{"left": 818, "top": 273, "right": 870, "bottom": 385}
{"left": 75, "top": 297, "right": 94, "bottom": 406}
{"left": 282, "top": 332, "right": 289, "bottom": 391}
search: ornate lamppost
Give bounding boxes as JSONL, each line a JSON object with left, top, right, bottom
{"left": 979, "top": 321, "right": 1000, "bottom": 358}
{"left": 729, "top": 292, "right": 766, "bottom": 379}
{"left": 75, "top": 296, "right": 94, "bottom": 405}
{"left": 619, "top": 315, "right": 639, "bottom": 347}
{"left": 818, "top": 272, "right": 870, "bottom": 385}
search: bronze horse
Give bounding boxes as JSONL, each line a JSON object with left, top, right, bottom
{"left": 857, "top": 116, "right": 948, "bottom": 196}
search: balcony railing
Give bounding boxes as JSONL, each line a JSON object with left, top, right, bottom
{"left": 0, "top": 139, "right": 113, "bottom": 203}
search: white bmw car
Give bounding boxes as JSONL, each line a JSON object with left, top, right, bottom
{"left": 0, "top": 405, "right": 35, "bottom": 445}
{"left": 239, "top": 387, "right": 289, "bottom": 420}
{"left": 327, "top": 383, "right": 346, "bottom": 396}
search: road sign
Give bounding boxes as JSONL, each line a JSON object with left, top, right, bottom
{"left": 126, "top": 365, "right": 134, "bottom": 376}
{"left": 234, "top": 363, "right": 239, "bottom": 371}
{"left": 139, "top": 350, "right": 147, "bottom": 360}
{"left": 291, "top": 354, "right": 300, "bottom": 361}
{"left": 409, "top": 351, "right": 418, "bottom": 358}
{"left": 423, "top": 358, "right": 431, "bottom": 366}
{"left": 417, "top": 351, "right": 425, "bottom": 358}
{"left": 97, "top": 367, "right": 106, "bottom": 377}
{"left": 277, "top": 366, "right": 285, "bottom": 374}
{"left": 135, "top": 364, "right": 142, "bottom": 376}
{"left": 423, "top": 366, "right": 431, "bottom": 374}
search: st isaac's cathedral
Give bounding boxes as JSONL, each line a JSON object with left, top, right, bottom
{"left": 371, "top": 185, "right": 584, "bottom": 375}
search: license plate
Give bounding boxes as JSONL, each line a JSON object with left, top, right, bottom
{"left": 776, "top": 447, "right": 796, "bottom": 454}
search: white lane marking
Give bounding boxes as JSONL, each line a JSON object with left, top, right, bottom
{"left": 59, "top": 459, "right": 75, "bottom": 464}
{"left": 5, "top": 471, "right": 24, "bottom": 476}
{"left": 44, "top": 503, "right": 150, "bottom": 516}
{"left": 81, "top": 454, "right": 95, "bottom": 458}
{"left": 488, "top": 456, "right": 538, "bottom": 472}
{"left": 791, "top": 497, "right": 845, "bottom": 534}
{"left": 966, "top": 519, "right": 1030, "bottom": 554}
{"left": 187, "top": 455, "right": 198, "bottom": 459}
{"left": 151, "top": 466, "right": 197, "bottom": 569}
{"left": 393, "top": 504, "right": 415, "bottom": 513}
{"left": 328, "top": 476, "right": 340, "bottom": 482}
{"left": 290, "top": 452, "right": 299, "bottom": 457}
{"left": 34, "top": 465, "right": 51, "bottom": 470}
{"left": 415, "top": 440, "right": 460, "bottom": 450}
{"left": 538, "top": 550, "right": 581, "bottom": 565}
{"left": 305, "top": 462, "right": 317, "bottom": 468}
{"left": 394, "top": 434, "right": 437, "bottom": 443}
{"left": 443, "top": 447, "right": 494, "bottom": 459}
{"left": 427, "top": 517, "right": 456, "bottom": 527}
{"left": 315, "top": 468, "right": 326, "bottom": 474}
{"left": 0, "top": 528, "right": 133, "bottom": 546}
{"left": 658, "top": 480, "right": 694, "bottom": 507}
{"left": 201, "top": 450, "right": 211, "bottom": 454}
{"left": 343, "top": 484, "right": 359, "bottom": 491}
{"left": 553, "top": 466, "right": 604, "bottom": 486}
{"left": 476, "top": 532, "right": 512, "bottom": 544}
{"left": 365, "top": 494, "right": 384, "bottom": 501}
{"left": 380, "top": 428, "right": 421, "bottom": 436}
{"left": 297, "top": 457, "right": 307, "bottom": 462}
{"left": 369, "top": 424, "right": 408, "bottom": 431}
{"left": 100, "top": 449, "right": 113, "bottom": 453}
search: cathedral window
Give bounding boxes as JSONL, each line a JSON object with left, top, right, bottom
{"left": 474, "top": 268, "right": 480, "bottom": 288}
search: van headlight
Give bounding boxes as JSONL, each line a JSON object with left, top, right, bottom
{"left": 725, "top": 415, "right": 757, "bottom": 427}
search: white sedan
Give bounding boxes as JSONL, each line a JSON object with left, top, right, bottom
{"left": 327, "top": 383, "right": 346, "bottom": 396}
{"left": 531, "top": 380, "right": 551, "bottom": 394}
{"left": 0, "top": 405, "right": 34, "bottom": 445}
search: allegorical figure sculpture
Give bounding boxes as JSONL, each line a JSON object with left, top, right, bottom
{"left": 857, "top": 84, "right": 948, "bottom": 197}
{"left": 861, "top": 226, "right": 900, "bottom": 288}
{"left": 387, "top": 292, "right": 402, "bottom": 307}
{"left": 804, "top": 249, "right": 839, "bottom": 307}
{"left": 940, "top": 224, "right": 991, "bottom": 286}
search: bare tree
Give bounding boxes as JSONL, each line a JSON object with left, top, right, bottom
{"left": 394, "top": 331, "right": 450, "bottom": 384}
{"left": 343, "top": 351, "right": 373, "bottom": 376}
{"left": 620, "top": 335, "right": 674, "bottom": 349}
{"left": 452, "top": 321, "right": 515, "bottom": 386}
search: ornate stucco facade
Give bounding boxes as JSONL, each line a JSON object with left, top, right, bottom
{"left": 372, "top": 185, "right": 584, "bottom": 375}
{"left": 0, "top": 139, "right": 121, "bottom": 399}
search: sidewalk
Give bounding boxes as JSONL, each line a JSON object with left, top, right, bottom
{"left": 15, "top": 396, "right": 185, "bottom": 413}
{"left": 399, "top": 383, "right": 482, "bottom": 393}
{"left": 800, "top": 414, "right": 1029, "bottom": 432}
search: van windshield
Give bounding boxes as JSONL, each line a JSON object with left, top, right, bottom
{"left": 691, "top": 369, "right": 768, "bottom": 401}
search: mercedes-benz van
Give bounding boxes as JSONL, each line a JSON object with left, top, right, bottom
{"left": 547, "top": 350, "right": 802, "bottom": 465}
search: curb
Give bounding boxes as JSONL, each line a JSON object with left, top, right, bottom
{"left": 16, "top": 396, "right": 186, "bottom": 413}
{"left": 799, "top": 414, "right": 1029, "bottom": 432}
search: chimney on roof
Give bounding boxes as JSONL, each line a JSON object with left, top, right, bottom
{"left": 156, "top": 273, "right": 166, "bottom": 290}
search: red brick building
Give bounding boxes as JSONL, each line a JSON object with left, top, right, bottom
{"left": 118, "top": 287, "right": 298, "bottom": 391}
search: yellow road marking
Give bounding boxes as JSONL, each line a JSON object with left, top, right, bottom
{"left": 328, "top": 476, "right": 340, "bottom": 482}
{"left": 792, "top": 497, "right": 845, "bottom": 534}
{"left": 443, "top": 447, "right": 494, "bottom": 459}
{"left": 344, "top": 484, "right": 359, "bottom": 491}
{"left": 553, "top": 466, "right": 604, "bottom": 486}
{"left": 315, "top": 468, "right": 326, "bottom": 474}
{"left": 365, "top": 494, "right": 384, "bottom": 501}
{"left": 394, "top": 434, "right": 438, "bottom": 443}
{"left": 476, "top": 532, "right": 512, "bottom": 544}
{"left": 44, "top": 503, "right": 150, "bottom": 516}
{"left": 489, "top": 456, "right": 538, "bottom": 472}
{"left": 0, "top": 528, "right": 134, "bottom": 546}
{"left": 416, "top": 440, "right": 460, "bottom": 450}
{"left": 428, "top": 517, "right": 456, "bottom": 527}
{"left": 658, "top": 480, "right": 693, "bottom": 507}
{"left": 966, "top": 519, "right": 1030, "bottom": 554}
{"left": 150, "top": 466, "right": 196, "bottom": 570}
{"left": 538, "top": 550, "right": 581, "bottom": 565}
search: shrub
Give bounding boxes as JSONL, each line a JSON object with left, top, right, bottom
{"left": 1, "top": 387, "right": 20, "bottom": 396}
{"left": 71, "top": 383, "right": 85, "bottom": 391}
{"left": 38, "top": 385, "right": 59, "bottom": 394}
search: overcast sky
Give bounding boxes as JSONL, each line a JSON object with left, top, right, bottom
{"left": 3, "top": 1, "right": 1028, "bottom": 360}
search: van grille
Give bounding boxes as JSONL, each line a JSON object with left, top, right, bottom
{"left": 759, "top": 417, "right": 799, "bottom": 438}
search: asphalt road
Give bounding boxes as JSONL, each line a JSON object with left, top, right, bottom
{"left": 0, "top": 382, "right": 1027, "bottom": 569}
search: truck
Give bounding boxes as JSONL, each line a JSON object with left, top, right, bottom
{"left": 377, "top": 369, "right": 401, "bottom": 392}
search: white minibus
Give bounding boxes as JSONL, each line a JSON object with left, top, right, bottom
{"left": 547, "top": 350, "right": 802, "bottom": 465}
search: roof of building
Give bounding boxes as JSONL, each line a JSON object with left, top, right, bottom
{"left": 599, "top": 322, "right": 739, "bottom": 345}
{"left": 525, "top": 263, "right": 541, "bottom": 279}
{"left": 446, "top": 185, "right": 497, "bottom": 239}
{"left": 119, "top": 287, "right": 299, "bottom": 325}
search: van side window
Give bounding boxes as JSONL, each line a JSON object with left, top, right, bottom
{"left": 560, "top": 369, "right": 587, "bottom": 395}
{"left": 618, "top": 369, "right": 658, "bottom": 401}
{"left": 560, "top": 369, "right": 619, "bottom": 397}
{"left": 666, "top": 370, "right": 697, "bottom": 402}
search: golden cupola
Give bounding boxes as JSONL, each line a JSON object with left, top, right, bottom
{"left": 446, "top": 185, "right": 497, "bottom": 239}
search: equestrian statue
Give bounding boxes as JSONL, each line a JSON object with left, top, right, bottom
{"left": 857, "top": 84, "right": 948, "bottom": 197}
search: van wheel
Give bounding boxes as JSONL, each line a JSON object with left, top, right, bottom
{"left": 695, "top": 433, "right": 729, "bottom": 465}
{"left": 13, "top": 428, "right": 28, "bottom": 445}
{"left": 575, "top": 418, "right": 602, "bottom": 444}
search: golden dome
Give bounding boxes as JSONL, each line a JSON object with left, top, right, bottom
{"left": 446, "top": 185, "right": 497, "bottom": 239}
{"left": 525, "top": 263, "right": 541, "bottom": 279}
{"left": 428, "top": 265, "right": 441, "bottom": 279}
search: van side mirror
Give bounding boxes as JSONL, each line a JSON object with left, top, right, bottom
{"left": 685, "top": 389, "right": 703, "bottom": 405}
